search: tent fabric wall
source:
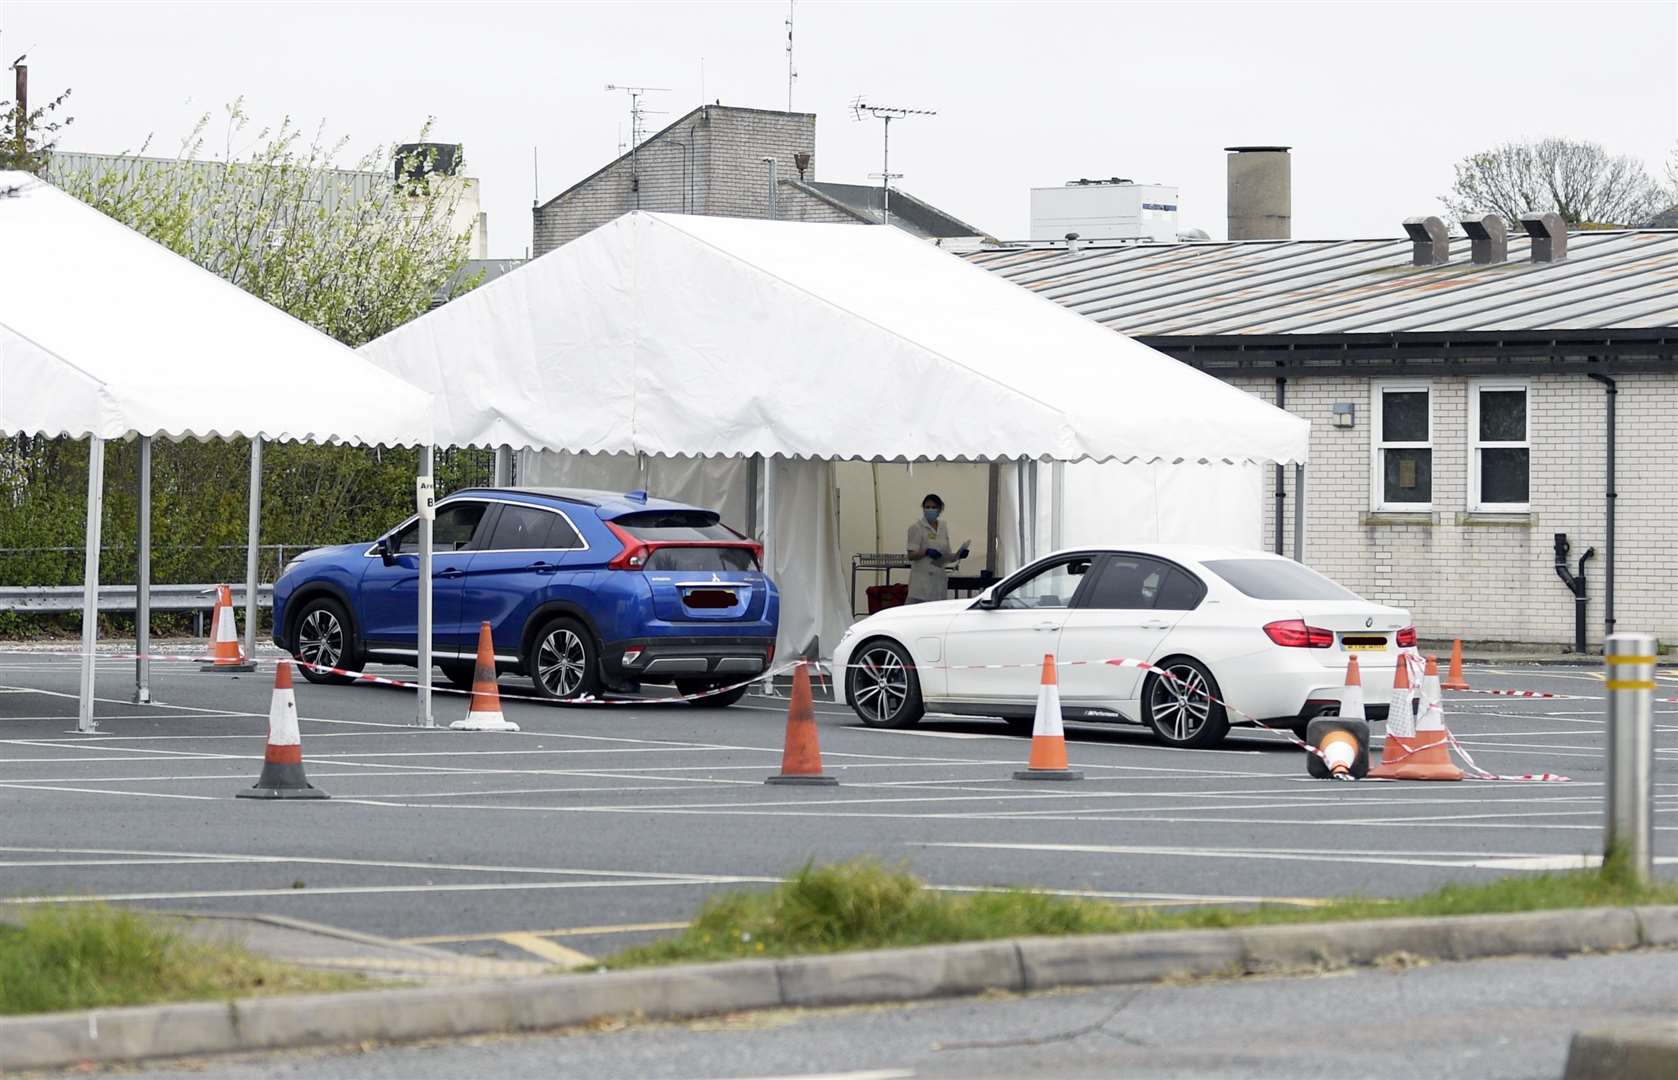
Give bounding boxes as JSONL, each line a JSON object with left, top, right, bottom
{"left": 518, "top": 450, "right": 850, "bottom": 661}
{"left": 997, "top": 461, "right": 1265, "bottom": 574}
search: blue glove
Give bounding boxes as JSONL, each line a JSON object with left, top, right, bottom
{"left": 957, "top": 544, "right": 971, "bottom": 559}
{"left": 925, "top": 548, "right": 943, "bottom": 561}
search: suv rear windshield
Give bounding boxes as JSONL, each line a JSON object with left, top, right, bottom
{"left": 1203, "top": 558, "right": 1360, "bottom": 602}
{"left": 646, "top": 547, "right": 758, "bottom": 573}
{"left": 613, "top": 510, "right": 742, "bottom": 542}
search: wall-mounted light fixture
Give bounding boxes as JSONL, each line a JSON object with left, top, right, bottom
{"left": 1332, "top": 403, "right": 1356, "bottom": 428}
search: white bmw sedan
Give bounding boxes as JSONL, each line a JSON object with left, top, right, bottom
{"left": 832, "top": 546, "right": 1414, "bottom": 749}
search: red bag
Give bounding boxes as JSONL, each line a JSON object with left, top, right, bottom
{"left": 866, "top": 583, "right": 909, "bottom": 614}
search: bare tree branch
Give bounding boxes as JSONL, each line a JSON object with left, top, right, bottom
{"left": 1443, "top": 137, "right": 1667, "bottom": 228}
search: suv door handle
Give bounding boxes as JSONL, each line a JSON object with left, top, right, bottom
{"left": 531, "top": 561, "right": 558, "bottom": 575}
{"left": 437, "top": 568, "right": 465, "bottom": 580}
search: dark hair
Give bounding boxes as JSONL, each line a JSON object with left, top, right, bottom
{"left": 921, "top": 493, "right": 944, "bottom": 509}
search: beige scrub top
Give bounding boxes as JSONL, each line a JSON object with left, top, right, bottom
{"left": 906, "top": 518, "right": 959, "bottom": 602}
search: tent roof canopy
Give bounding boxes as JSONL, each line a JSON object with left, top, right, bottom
{"left": 359, "top": 211, "right": 1307, "bottom": 465}
{"left": 0, "top": 172, "right": 433, "bottom": 446}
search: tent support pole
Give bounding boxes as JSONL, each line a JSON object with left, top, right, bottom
{"left": 745, "top": 455, "right": 761, "bottom": 540}
{"left": 1050, "top": 461, "right": 1066, "bottom": 553}
{"left": 243, "top": 437, "right": 263, "bottom": 663}
{"left": 1026, "top": 459, "right": 1040, "bottom": 562}
{"left": 418, "top": 445, "right": 435, "bottom": 727}
{"left": 78, "top": 436, "right": 106, "bottom": 734}
{"left": 1273, "top": 376, "right": 1286, "bottom": 555}
{"left": 984, "top": 461, "right": 1000, "bottom": 575}
{"left": 1292, "top": 463, "right": 1305, "bottom": 563}
{"left": 1015, "top": 460, "right": 1027, "bottom": 566}
{"left": 493, "top": 445, "right": 512, "bottom": 486}
{"left": 760, "top": 456, "right": 777, "bottom": 686}
{"left": 135, "top": 436, "right": 152, "bottom": 704}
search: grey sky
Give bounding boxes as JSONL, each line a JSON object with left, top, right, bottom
{"left": 5, "top": 1, "right": 1675, "bottom": 257}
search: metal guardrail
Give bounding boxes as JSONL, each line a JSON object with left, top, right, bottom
{"left": 0, "top": 583, "right": 273, "bottom": 614}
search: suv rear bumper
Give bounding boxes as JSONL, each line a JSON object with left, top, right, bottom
{"left": 604, "top": 636, "right": 774, "bottom": 685}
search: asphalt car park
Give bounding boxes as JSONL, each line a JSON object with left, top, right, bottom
{"left": 0, "top": 647, "right": 1672, "bottom": 967}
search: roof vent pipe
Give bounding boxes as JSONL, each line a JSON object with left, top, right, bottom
{"left": 1402, "top": 215, "right": 1450, "bottom": 266}
{"left": 1461, "top": 214, "right": 1508, "bottom": 265}
{"left": 1521, "top": 211, "right": 1568, "bottom": 263}
{"left": 1064, "top": 231, "right": 1081, "bottom": 253}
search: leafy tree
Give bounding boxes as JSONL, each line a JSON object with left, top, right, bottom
{"left": 53, "top": 100, "right": 476, "bottom": 347}
{"left": 0, "top": 55, "right": 72, "bottom": 175}
{"left": 1444, "top": 137, "right": 1667, "bottom": 228}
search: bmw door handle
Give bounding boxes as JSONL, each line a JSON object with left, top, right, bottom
{"left": 1141, "top": 620, "right": 1172, "bottom": 631}
{"left": 1032, "top": 622, "right": 1060, "bottom": 632}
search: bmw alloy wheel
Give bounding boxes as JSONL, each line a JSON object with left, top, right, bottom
{"left": 1151, "top": 662, "right": 1212, "bottom": 742}
{"left": 536, "top": 627, "right": 589, "bottom": 698}
{"left": 853, "top": 646, "right": 910, "bottom": 724}
{"left": 297, "top": 608, "right": 344, "bottom": 670}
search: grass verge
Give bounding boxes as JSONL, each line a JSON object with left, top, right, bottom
{"left": 0, "top": 905, "right": 363, "bottom": 1015}
{"left": 605, "top": 857, "right": 1678, "bottom": 969}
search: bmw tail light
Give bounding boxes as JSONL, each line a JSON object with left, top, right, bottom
{"left": 1263, "top": 619, "right": 1334, "bottom": 649}
{"left": 1396, "top": 626, "right": 1417, "bottom": 648}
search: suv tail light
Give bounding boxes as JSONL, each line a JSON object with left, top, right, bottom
{"left": 1263, "top": 619, "right": 1335, "bottom": 649}
{"left": 604, "top": 521, "right": 764, "bottom": 571}
{"left": 1396, "top": 626, "right": 1417, "bottom": 648}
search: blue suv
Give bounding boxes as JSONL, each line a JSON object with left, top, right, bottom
{"left": 271, "top": 488, "right": 779, "bottom": 707}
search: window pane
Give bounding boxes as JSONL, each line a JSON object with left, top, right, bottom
{"left": 1480, "top": 448, "right": 1529, "bottom": 504}
{"left": 388, "top": 520, "right": 420, "bottom": 554}
{"left": 1154, "top": 569, "right": 1206, "bottom": 611}
{"left": 999, "top": 558, "right": 1092, "bottom": 609}
{"left": 434, "top": 503, "right": 487, "bottom": 551}
{"left": 1204, "top": 559, "right": 1360, "bottom": 601}
{"left": 549, "top": 514, "right": 584, "bottom": 550}
{"left": 1383, "top": 448, "right": 1432, "bottom": 504}
{"left": 613, "top": 510, "right": 738, "bottom": 541}
{"left": 486, "top": 505, "right": 555, "bottom": 551}
{"left": 1479, "top": 390, "right": 1526, "bottom": 442}
{"left": 1381, "top": 390, "right": 1429, "bottom": 442}
{"left": 1083, "top": 557, "right": 1160, "bottom": 609}
{"left": 644, "top": 547, "right": 757, "bottom": 572}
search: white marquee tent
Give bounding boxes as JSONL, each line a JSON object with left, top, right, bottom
{"left": 0, "top": 171, "right": 436, "bottom": 729}
{"left": 360, "top": 211, "right": 1309, "bottom": 659}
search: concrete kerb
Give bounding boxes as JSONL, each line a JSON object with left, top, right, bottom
{"left": 0, "top": 905, "right": 1669, "bottom": 1072}
{"left": 1564, "top": 1019, "right": 1678, "bottom": 1080}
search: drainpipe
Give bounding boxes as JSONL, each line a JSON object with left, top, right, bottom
{"left": 1273, "top": 375, "right": 1286, "bottom": 554}
{"left": 1588, "top": 373, "right": 1617, "bottom": 644}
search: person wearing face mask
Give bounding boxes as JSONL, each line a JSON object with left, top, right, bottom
{"left": 906, "top": 494, "right": 970, "bottom": 604}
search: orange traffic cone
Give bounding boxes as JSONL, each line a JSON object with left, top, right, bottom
{"left": 1014, "top": 655, "right": 1083, "bottom": 781}
{"left": 1442, "top": 639, "right": 1470, "bottom": 691}
{"left": 766, "top": 662, "right": 837, "bottom": 785}
{"left": 237, "top": 660, "right": 327, "bottom": 799}
{"left": 200, "top": 584, "right": 256, "bottom": 673}
{"left": 1306, "top": 656, "right": 1369, "bottom": 779}
{"left": 451, "top": 622, "right": 520, "bottom": 732}
{"left": 1369, "top": 656, "right": 1463, "bottom": 781}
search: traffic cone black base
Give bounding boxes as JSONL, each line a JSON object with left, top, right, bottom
{"left": 1305, "top": 716, "right": 1370, "bottom": 780}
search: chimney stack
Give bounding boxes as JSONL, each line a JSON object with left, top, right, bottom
{"left": 1225, "top": 146, "right": 1291, "bottom": 240}
{"left": 1461, "top": 214, "right": 1508, "bottom": 265}
{"left": 1403, "top": 216, "right": 1450, "bottom": 266}
{"left": 1520, "top": 212, "right": 1567, "bottom": 263}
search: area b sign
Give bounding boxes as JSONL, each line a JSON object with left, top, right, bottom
{"left": 416, "top": 476, "right": 436, "bottom": 520}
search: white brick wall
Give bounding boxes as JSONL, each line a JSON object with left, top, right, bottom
{"left": 1231, "top": 372, "right": 1673, "bottom": 649}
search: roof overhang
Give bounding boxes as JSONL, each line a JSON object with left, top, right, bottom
{"left": 1143, "top": 328, "right": 1678, "bottom": 378}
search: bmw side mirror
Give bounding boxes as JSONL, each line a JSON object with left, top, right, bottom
{"left": 376, "top": 537, "right": 396, "bottom": 566}
{"left": 975, "top": 586, "right": 1000, "bottom": 610}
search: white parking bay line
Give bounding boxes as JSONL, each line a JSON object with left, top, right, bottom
{"left": 0, "top": 876, "right": 778, "bottom": 906}
{"left": 916, "top": 840, "right": 1640, "bottom": 871}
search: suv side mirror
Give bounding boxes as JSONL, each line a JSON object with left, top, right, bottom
{"left": 376, "top": 537, "right": 396, "bottom": 566}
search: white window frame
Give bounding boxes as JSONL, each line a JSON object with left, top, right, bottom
{"left": 1370, "top": 381, "right": 1434, "bottom": 512}
{"left": 1468, "top": 379, "right": 1531, "bottom": 512}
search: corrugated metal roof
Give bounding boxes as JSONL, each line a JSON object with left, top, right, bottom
{"left": 966, "top": 229, "right": 1678, "bottom": 335}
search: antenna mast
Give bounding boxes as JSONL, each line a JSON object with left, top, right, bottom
{"left": 605, "top": 83, "right": 670, "bottom": 209}
{"left": 785, "top": 2, "right": 797, "bottom": 111}
{"left": 850, "top": 98, "right": 936, "bottom": 227}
